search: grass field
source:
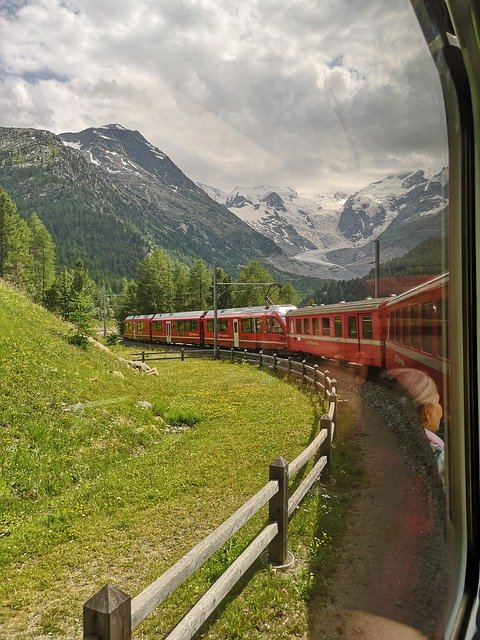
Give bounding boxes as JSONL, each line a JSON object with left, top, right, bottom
{"left": 0, "top": 281, "right": 361, "bottom": 639}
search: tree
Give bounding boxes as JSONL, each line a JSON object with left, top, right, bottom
{"left": 114, "top": 278, "right": 138, "bottom": 322}
{"left": 188, "top": 259, "right": 212, "bottom": 310}
{"left": 0, "top": 188, "right": 32, "bottom": 290}
{"left": 173, "top": 263, "right": 190, "bottom": 311}
{"left": 136, "top": 247, "right": 174, "bottom": 313}
{"left": 215, "top": 267, "right": 234, "bottom": 309}
{"left": 27, "top": 212, "right": 56, "bottom": 303}
{"left": 69, "top": 258, "right": 96, "bottom": 346}
{"left": 278, "top": 282, "right": 299, "bottom": 305}
{"left": 232, "top": 260, "right": 275, "bottom": 307}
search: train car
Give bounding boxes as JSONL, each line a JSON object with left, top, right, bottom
{"left": 385, "top": 272, "right": 449, "bottom": 399}
{"left": 286, "top": 298, "right": 389, "bottom": 367}
{"left": 202, "top": 305, "right": 295, "bottom": 351}
{"left": 123, "top": 314, "right": 155, "bottom": 341}
{"left": 149, "top": 310, "right": 207, "bottom": 345}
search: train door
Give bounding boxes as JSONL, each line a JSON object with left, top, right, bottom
{"left": 166, "top": 321, "right": 171, "bottom": 344}
{"left": 233, "top": 319, "right": 239, "bottom": 348}
{"left": 345, "top": 314, "right": 361, "bottom": 361}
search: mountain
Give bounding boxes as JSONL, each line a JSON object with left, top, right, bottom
{"left": 205, "top": 169, "right": 447, "bottom": 280}
{"left": 0, "top": 125, "right": 283, "bottom": 282}
{"left": 59, "top": 125, "right": 282, "bottom": 273}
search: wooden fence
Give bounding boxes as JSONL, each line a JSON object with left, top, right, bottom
{"left": 83, "top": 354, "right": 337, "bottom": 640}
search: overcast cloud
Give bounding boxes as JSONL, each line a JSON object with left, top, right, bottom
{"left": 0, "top": 0, "right": 448, "bottom": 196}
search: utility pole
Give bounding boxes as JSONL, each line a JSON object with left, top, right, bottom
{"left": 374, "top": 239, "right": 380, "bottom": 298}
{"left": 213, "top": 260, "right": 218, "bottom": 358}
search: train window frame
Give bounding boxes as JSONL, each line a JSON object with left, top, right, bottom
{"left": 421, "top": 302, "right": 434, "bottom": 354}
{"left": 241, "top": 317, "right": 255, "bottom": 333}
{"left": 312, "top": 318, "right": 319, "bottom": 335}
{"left": 296, "top": 318, "right": 302, "bottom": 335}
{"left": 272, "top": 319, "right": 283, "bottom": 334}
{"left": 255, "top": 318, "right": 263, "bottom": 333}
{"left": 411, "top": 304, "right": 421, "bottom": 350}
{"left": 303, "top": 318, "right": 311, "bottom": 335}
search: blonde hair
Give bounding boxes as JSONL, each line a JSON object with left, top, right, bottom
{"left": 388, "top": 367, "right": 438, "bottom": 408}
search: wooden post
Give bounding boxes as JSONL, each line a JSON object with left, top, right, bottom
{"left": 83, "top": 584, "right": 131, "bottom": 640}
{"left": 141, "top": 351, "right": 145, "bottom": 363}
{"left": 329, "top": 387, "right": 338, "bottom": 427}
{"left": 181, "top": 348, "right": 184, "bottom": 361}
{"left": 244, "top": 349, "right": 247, "bottom": 362}
{"left": 258, "top": 350, "right": 263, "bottom": 368}
{"left": 287, "top": 357, "right": 291, "bottom": 379}
{"left": 319, "top": 415, "right": 332, "bottom": 482}
{"left": 230, "top": 348, "right": 234, "bottom": 362}
{"left": 301, "top": 360, "right": 306, "bottom": 383}
{"left": 268, "top": 456, "right": 289, "bottom": 566}
{"left": 273, "top": 353, "right": 277, "bottom": 371}
{"left": 323, "top": 369, "right": 330, "bottom": 399}
{"left": 313, "top": 364, "right": 319, "bottom": 392}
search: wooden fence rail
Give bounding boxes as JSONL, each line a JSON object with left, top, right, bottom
{"left": 83, "top": 357, "right": 337, "bottom": 639}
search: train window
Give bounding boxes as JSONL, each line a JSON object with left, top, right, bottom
{"left": 322, "top": 318, "right": 330, "bottom": 336}
{"left": 402, "top": 307, "right": 411, "bottom": 346}
{"left": 388, "top": 313, "right": 394, "bottom": 342}
{"left": 136, "top": 322, "right": 144, "bottom": 331}
{"left": 289, "top": 320, "right": 294, "bottom": 334}
{"left": 272, "top": 319, "right": 283, "bottom": 334}
{"left": 421, "top": 303, "right": 435, "bottom": 354}
{"left": 176, "top": 320, "right": 185, "bottom": 335}
{"left": 255, "top": 318, "right": 263, "bottom": 333}
{"left": 362, "top": 315, "right": 373, "bottom": 339}
{"left": 334, "top": 317, "right": 342, "bottom": 337}
{"left": 411, "top": 305, "right": 420, "bottom": 349}
{"left": 241, "top": 318, "right": 255, "bottom": 333}
{"left": 266, "top": 318, "right": 272, "bottom": 333}
{"left": 312, "top": 318, "right": 319, "bottom": 335}
{"left": 347, "top": 316, "right": 357, "bottom": 338}
{"left": 303, "top": 318, "right": 311, "bottom": 335}
{"left": 296, "top": 319, "right": 302, "bottom": 335}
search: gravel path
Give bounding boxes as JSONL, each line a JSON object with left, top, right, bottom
{"left": 308, "top": 366, "right": 447, "bottom": 639}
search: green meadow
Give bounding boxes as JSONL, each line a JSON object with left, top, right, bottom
{"left": 0, "top": 281, "right": 360, "bottom": 639}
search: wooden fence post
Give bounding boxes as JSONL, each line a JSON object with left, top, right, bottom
{"left": 83, "top": 584, "right": 131, "bottom": 640}
{"left": 141, "top": 351, "right": 145, "bottom": 363}
{"left": 230, "top": 348, "right": 234, "bottom": 362}
{"left": 268, "top": 456, "right": 289, "bottom": 566}
{"left": 329, "top": 386, "right": 338, "bottom": 427}
{"left": 259, "top": 350, "right": 263, "bottom": 368}
{"left": 181, "top": 348, "right": 184, "bottom": 361}
{"left": 287, "top": 357, "right": 291, "bottom": 379}
{"left": 273, "top": 353, "right": 277, "bottom": 372}
{"left": 323, "top": 370, "right": 330, "bottom": 399}
{"left": 313, "top": 364, "right": 319, "bottom": 392}
{"left": 244, "top": 349, "right": 248, "bottom": 362}
{"left": 301, "top": 360, "right": 306, "bottom": 383}
{"left": 319, "top": 415, "right": 332, "bottom": 482}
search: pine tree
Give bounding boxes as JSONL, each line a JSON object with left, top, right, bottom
{"left": 188, "top": 259, "right": 212, "bottom": 310}
{"left": 27, "top": 212, "right": 56, "bottom": 303}
{"left": 69, "top": 258, "right": 95, "bottom": 347}
{"left": 136, "top": 247, "right": 174, "bottom": 313}
{"left": 173, "top": 263, "right": 190, "bottom": 311}
{"left": 0, "top": 188, "right": 32, "bottom": 289}
{"left": 278, "top": 282, "right": 299, "bottom": 305}
{"left": 215, "top": 267, "right": 234, "bottom": 309}
{"left": 232, "top": 260, "right": 274, "bottom": 307}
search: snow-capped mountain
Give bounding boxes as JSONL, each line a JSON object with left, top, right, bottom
{"left": 198, "top": 168, "right": 448, "bottom": 279}
{"left": 197, "top": 184, "right": 348, "bottom": 255}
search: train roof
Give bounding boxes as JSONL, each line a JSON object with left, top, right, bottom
{"left": 124, "top": 314, "right": 156, "bottom": 320}
{"left": 385, "top": 271, "right": 449, "bottom": 307}
{"left": 287, "top": 298, "right": 389, "bottom": 316}
{"left": 152, "top": 310, "right": 207, "bottom": 320}
{"left": 204, "top": 304, "right": 296, "bottom": 318}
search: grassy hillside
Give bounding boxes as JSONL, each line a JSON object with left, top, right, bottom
{"left": 0, "top": 281, "right": 360, "bottom": 639}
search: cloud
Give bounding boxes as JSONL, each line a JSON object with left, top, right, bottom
{"left": 0, "top": 0, "right": 447, "bottom": 195}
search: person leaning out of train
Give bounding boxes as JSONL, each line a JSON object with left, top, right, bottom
{"left": 388, "top": 367, "right": 445, "bottom": 481}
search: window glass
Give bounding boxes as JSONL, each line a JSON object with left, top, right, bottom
{"left": 241, "top": 318, "right": 255, "bottom": 333}
{"left": 347, "top": 316, "right": 357, "bottom": 338}
{"left": 255, "top": 318, "right": 263, "bottom": 333}
{"left": 272, "top": 319, "right": 283, "bottom": 334}
{"left": 296, "top": 319, "right": 302, "bottom": 335}
{"left": 402, "top": 307, "right": 411, "bottom": 346}
{"left": 411, "top": 305, "right": 420, "bottom": 349}
{"left": 362, "top": 315, "right": 373, "bottom": 339}
{"left": 322, "top": 317, "right": 330, "bottom": 336}
{"left": 303, "top": 318, "right": 311, "bottom": 335}
{"left": 312, "top": 318, "right": 319, "bottom": 335}
{"left": 422, "top": 303, "right": 435, "bottom": 354}
{"left": 334, "top": 317, "right": 342, "bottom": 337}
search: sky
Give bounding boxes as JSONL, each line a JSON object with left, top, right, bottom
{"left": 0, "top": 0, "right": 448, "bottom": 197}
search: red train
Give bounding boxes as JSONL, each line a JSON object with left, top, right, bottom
{"left": 123, "top": 304, "right": 296, "bottom": 352}
{"left": 123, "top": 272, "right": 448, "bottom": 394}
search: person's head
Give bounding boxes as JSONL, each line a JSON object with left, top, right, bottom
{"left": 388, "top": 367, "right": 443, "bottom": 433}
